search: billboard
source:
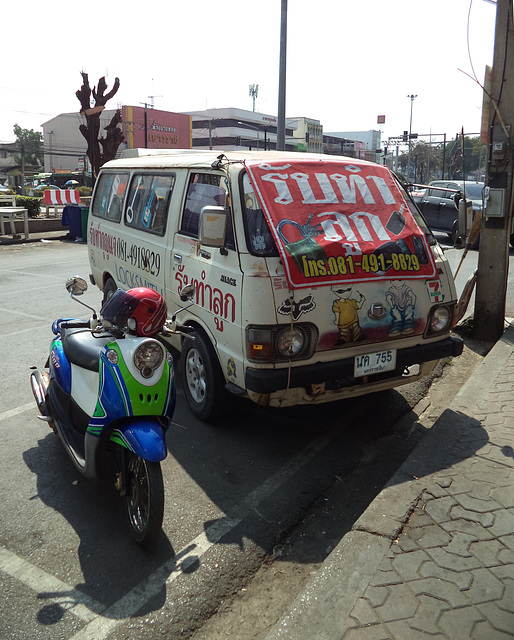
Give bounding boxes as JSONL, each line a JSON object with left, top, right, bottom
{"left": 122, "top": 106, "right": 192, "bottom": 149}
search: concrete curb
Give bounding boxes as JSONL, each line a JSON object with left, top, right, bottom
{"left": 265, "top": 325, "right": 514, "bottom": 640}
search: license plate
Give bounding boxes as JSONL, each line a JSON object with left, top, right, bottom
{"left": 354, "top": 349, "right": 397, "bottom": 378}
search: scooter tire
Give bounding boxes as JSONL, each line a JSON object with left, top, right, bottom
{"left": 125, "top": 455, "right": 164, "bottom": 546}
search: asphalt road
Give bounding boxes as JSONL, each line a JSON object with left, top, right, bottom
{"left": 0, "top": 236, "right": 510, "bottom": 640}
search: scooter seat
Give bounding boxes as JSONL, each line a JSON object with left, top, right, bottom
{"left": 61, "top": 327, "right": 112, "bottom": 372}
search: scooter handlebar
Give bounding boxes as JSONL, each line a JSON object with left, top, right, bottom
{"left": 59, "top": 319, "right": 91, "bottom": 330}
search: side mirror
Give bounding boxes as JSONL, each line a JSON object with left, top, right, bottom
{"left": 179, "top": 284, "right": 196, "bottom": 302}
{"left": 199, "top": 206, "right": 227, "bottom": 248}
{"left": 65, "top": 276, "right": 88, "bottom": 296}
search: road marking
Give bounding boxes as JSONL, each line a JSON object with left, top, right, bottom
{"left": 0, "top": 401, "right": 35, "bottom": 423}
{"left": 0, "top": 547, "right": 101, "bottom": 622}
{"left": 0, "top": 432, "right": 333, "bottom": 639}
{"left": 68, "top": 432, "right": 332, "bottom": 640}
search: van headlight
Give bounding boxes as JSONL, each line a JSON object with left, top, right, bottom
{"left": 427, "top": 306, "right": 452, "bottom": 335}
{"left": 247, "top": 324, "right": 316, "bottom": 362}
{"left": 277, "top": 327, "right": 306, "bottom": 358}
{"left": 134, "top": 340, "right": 164, "bottom": 378}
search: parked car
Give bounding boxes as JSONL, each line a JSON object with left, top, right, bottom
{"left": 0, "top": 184, "right": 12, "bottom": 193}
{"left": 29, "top": 184, "right": 61, "bottom": 196}
{"left": 416, "top": 180, "right": 484, "bottom": 243}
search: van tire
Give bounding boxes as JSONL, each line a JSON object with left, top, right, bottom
{"left": 102, "top": 277, "right": 117, "bottom": 306}
{"left": 181, "top": 332, "right": 227, "bottom": 421}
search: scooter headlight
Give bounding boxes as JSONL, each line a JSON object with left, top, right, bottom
{"left": 134, "top": 340, "right": 164, "bottom": 379}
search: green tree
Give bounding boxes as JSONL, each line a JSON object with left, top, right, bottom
{"left": 13, "top": 124, "right": 44, "bottom": 168}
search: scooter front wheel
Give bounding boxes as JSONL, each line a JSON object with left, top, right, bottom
{"left": 125, "top": 455, "right": 164, "bottom": 546}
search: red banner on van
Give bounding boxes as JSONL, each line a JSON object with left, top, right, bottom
{"left": 245, "top": 159, "right": 437, "bottom": 289}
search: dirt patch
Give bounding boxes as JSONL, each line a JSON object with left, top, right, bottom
{"left": 190, "top": 336, "right": 487, "bottom": 640}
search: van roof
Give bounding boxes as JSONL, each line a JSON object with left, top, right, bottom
{"left": 107, "top": 149, "right": 379, "bottom": 171}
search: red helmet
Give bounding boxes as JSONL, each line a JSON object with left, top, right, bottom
{"left": 101, "top": 287, "right": 167, "bottom": 337}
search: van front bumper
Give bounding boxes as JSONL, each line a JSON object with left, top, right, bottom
{"left": 245, "top": 336, "right": 464, "bottom": 395}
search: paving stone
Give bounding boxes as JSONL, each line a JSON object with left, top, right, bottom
{"left": 468, "top": 481, "right": 504, "bottom": 501}
{"left": 373, "top": 583, "right": 419, "bottom": 622}
{"left": 446, "top": 531, "right": 478, "bottom": 557}
{"left": 441, "top": 518, "right": 494, "bottom": 541}
{"left": 349, "top": 597, "right": 380, "bottom": 626}
{"left": 498, "top": 578, "right": 514, "bottom": 613}
{"left": 490, "top": 563, "right": 514, "bottom": 580}
{"left": 470, "top": 539, "right": 510, "bottom": 566}
{"left": 466, "top": 568, "right": 506, "bottom": 604}
{"left": 390, "top": 550, "right": 429, "bottom": 582}
{"left": 497, "top": 547, "right": 514, "bottom": 565}
{"left": 407, "top": 509, "right": 434, "bottom": 529}
{"left": 410, "top": 524, "right": 452, "bottom": 549}
{"left": 490, "top": 487, "right": 514, "bottom": 509}
{"left": 407, "top": 594, "right": 450, "bottom": 634}
{"left": 369, "top": 570, "right": 402, "bottom": 588}
{"left": 395, "top": 534, "right": 419, "bottom": 553}
{"left": 489, "top": 509, "right": 514, "bottom": 537}
{"left": 456, "top": 493, "right": 504, "bottom": 514}
{"left": 450, "top": 505, "right": 495, "bottom": 528}
{"left": 438, "top": 605, "right": 486, "bottom": 640}
{"left": 419, "top": 560, "right": 473, "bottom": 590}
{"left": 384, "top": 619, "right": 445, "bottom": 639}
{"left": 472, "top": 620, "right": 514, "bottom": 639}
{"left": 499, "top": 534, "right": 514, "bottom": 551}
{"left": 408, "top": 577, "right": 470, "bottom": 607}
{"left": 362, "top": 585, "right": 390, "bottom": 608}
{"left": 435, "top": 476, "right": 474, "bottom": 496}
{"left": 343, "top": 624, "right": 391, "bottom": 640}
{"left": 427, "top": 546, "right": 483, "bottom": 572}
{"left": 424, "top": 496, "right": 457, "bottom": 523}
{"left": 476, "top": 601, "right": 514, "bottom": 634}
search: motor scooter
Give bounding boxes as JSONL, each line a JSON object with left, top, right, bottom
{"left": 30, "top": 276, "right": 195, "bottom": 546}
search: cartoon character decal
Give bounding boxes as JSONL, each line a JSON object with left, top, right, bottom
{"left": 331, "top": 286, "right": 366, "bottom": 345}
{"left": 385, "top": 280, "right": 417, "bottom": 337}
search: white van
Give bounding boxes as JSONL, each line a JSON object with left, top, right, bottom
{"left": 87, "top": 149, "right": 463, "bottom": 421}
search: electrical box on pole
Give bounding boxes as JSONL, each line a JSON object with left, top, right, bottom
{"left": 473, "top": 0, "right": 514, "bottom": 342}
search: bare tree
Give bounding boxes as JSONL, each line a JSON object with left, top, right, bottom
{"left": 76, "top": 73, "right": 125, "bottom": 178}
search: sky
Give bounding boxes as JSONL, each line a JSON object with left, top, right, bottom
{"left": 0, "top": 0, "right": 498, "bottom": 145}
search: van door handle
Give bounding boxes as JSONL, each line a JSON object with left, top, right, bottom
{"left": 174, "top": 254, "right": 182, "bottom": 263}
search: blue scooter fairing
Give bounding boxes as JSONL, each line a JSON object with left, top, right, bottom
{"left": 108, "top": 419, "right": 168, "bottom": 462}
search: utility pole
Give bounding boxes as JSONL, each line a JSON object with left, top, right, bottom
{"left": 406, "top": 94, "right": 417, "bottom": 179}
{"left": 277, "top": 0, "right": 287, "bottom": 151}
{"left": 474, "top": 0, "right": 514, "bottom": 342}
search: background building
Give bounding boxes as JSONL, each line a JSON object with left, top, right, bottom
{"left": 42, "top": 107, "right": 192, "bottom": 173}
{"left": 188, "top": 107, "right": 296, "bottom": 151}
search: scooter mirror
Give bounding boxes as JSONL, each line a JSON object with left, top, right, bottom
{"left": 65, "top": 276, "right": 88, "bottom": 296}
{"left": 179, "top": 284, "right": 196, "bottom": 302}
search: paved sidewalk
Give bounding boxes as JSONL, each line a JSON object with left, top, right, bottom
{"left": 267, "top": 325, "right": 514, "bottom": 639}
{"left": 0, "top": 229, "right": 74, "bottom": 245}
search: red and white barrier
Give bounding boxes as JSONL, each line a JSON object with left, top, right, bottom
{"left": 43, "top": 189, "right": 81, "bottom": 205}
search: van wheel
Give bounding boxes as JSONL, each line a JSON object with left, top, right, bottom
{"left": 102, "top": 277, "right": 117, "bottom": 306}
{"left": 181, "top": 332, "right": 227, "bottom": 421}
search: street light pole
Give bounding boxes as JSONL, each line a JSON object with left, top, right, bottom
{"left": 406, "top": 94, "right": 417, "bottom": 179}
{"left": 277, "top": 0, "right": 287, "bottom": 150}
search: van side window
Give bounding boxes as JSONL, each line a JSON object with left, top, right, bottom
{"left": 241, "top": 173, "right": 278, "bottom": 257}
{"left": 91, "top": 172, "right": 129, "bottom": 222}
{"left": 125, "top": 173, "right": 175, "bottom": 236}
{"left": 180, "top": 173, "right": 234, "bottom": 247}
